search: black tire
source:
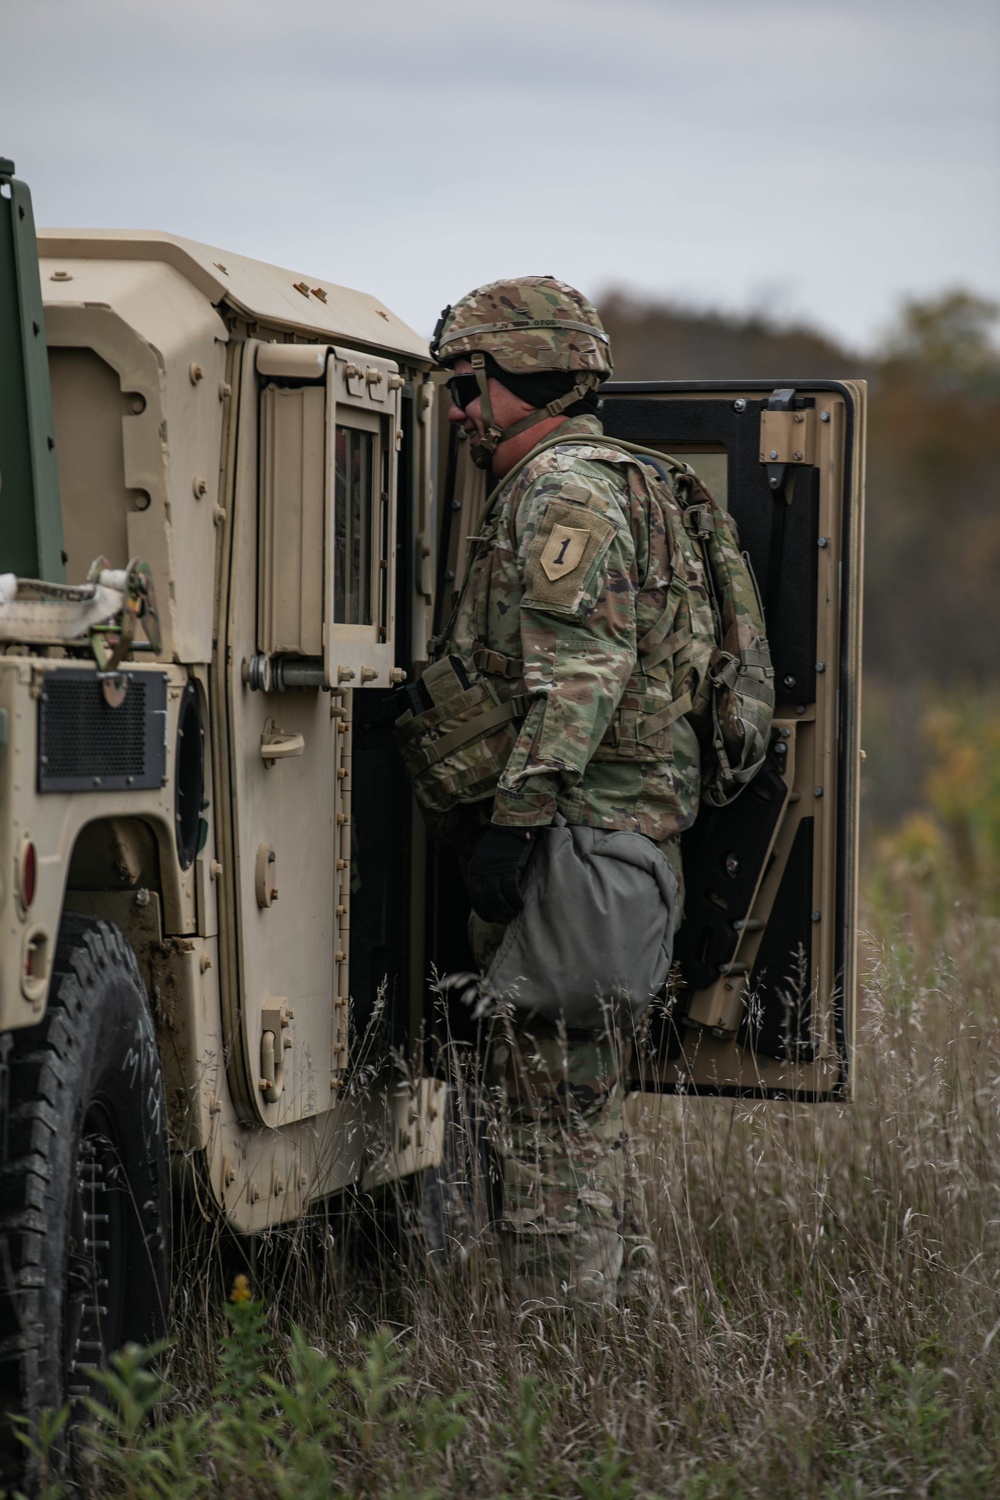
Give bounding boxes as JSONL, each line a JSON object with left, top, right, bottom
{"left": 0, "top": 915, "right": 170, "bottom": 1483}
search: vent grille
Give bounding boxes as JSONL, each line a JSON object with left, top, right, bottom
{"left": 38, "top": 669, "right": 167, "bottom": 793}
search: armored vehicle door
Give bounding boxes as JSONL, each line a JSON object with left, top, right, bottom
{"left": 432, "top": 379, "right": 864, "bottom": 1101}
{"left": 598, "top": 380, "right": 865, "bottom": 1100}
{"left": 217, "top": 340, "right": 406, "bottom": 1127}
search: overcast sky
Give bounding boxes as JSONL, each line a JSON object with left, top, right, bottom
{"left": 3, "top": 0, "right": 998, "bottom": 353}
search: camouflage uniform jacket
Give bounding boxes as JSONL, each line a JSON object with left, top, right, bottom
{"left": 441, "top": 414, "right": 709, "bottom": 851}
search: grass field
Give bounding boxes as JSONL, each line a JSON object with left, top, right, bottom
{"left": 16, "top": 874, "right": 1000, "bottom": 1499}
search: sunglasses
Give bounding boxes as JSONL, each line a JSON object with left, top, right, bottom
{"left": 446, "top": 372, "right": 482, "bottom": 412}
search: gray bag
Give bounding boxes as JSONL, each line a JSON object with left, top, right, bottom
{"left": 485, "top": 822, "right": 680, "bottom": 1029}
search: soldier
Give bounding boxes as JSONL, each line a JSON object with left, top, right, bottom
{"left": 397, "top": 277, "right": 771, "bottom": 1307}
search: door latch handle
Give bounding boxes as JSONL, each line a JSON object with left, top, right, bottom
{"left": 260, "top": 719, "right": 305, "bottom": 766}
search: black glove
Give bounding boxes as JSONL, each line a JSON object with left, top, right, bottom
{"left": 466, "top": 825, "right": 538, "bottom": 925}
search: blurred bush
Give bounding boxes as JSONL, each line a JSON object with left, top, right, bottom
{"left": 870, "top": 696, "right": 1000, "bottom": 934}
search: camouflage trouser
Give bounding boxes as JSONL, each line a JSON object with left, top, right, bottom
{"left": 472, "top": 914, "right": 659, "bottom": 1308}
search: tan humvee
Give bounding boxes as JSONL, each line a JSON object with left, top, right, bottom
{"left": 2, "top": 227, "right": 445, "bottom": 1200}
{"left": 0, "top": 209, "right": 864, "bottom": 1457}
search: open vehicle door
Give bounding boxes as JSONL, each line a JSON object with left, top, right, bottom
{"left": 433, "top": 378, "right": 865, "bottom": 1102}
{"left": 603, "top": 379, "right": 864, "bottom": 1100}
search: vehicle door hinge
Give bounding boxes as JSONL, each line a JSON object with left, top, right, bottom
{"left": 759, "top": 387, "right": 815, "bottom": 494}
{"left": 260, "top": 1000, "right": 292, "bottom": 1104}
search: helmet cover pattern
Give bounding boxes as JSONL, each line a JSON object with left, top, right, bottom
{"left": 431, "top": 276, "right": 613, "bottom": 380}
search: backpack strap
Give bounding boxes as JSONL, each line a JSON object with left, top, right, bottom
{"left": 471, "top": 645, "right": 524, "bottom": 679}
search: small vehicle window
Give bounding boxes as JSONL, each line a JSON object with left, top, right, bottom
{"left": 334, "top": 424, "right": 375, "bottom": 625}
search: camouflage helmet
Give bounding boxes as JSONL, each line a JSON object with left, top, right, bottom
{"left": 430, "top": 275, "right": 613, "bottom": 379}
{"left": 431, "top": 276, "right": 612, "bottom": 469}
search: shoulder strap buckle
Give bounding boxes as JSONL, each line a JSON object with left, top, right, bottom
{"left": 471, "top": 645, "right": 524, "bottom": 679}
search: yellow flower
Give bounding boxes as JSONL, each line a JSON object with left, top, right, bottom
{"left": 229, "top": 1273, "right": 252, "bottom": 1304}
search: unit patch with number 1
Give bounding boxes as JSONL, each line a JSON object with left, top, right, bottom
{"left": 523, "top": 498, "right": 617, "bottom": 617}
{"left": 541, "top": 524, "right": 589, "bottom": 580}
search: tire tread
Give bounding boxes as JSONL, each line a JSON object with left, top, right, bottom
{"left": 0, "top": 916, "right": 168, "bottom": 1483}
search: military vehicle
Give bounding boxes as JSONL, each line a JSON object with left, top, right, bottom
{"left": 0, "top": 157, "right": 865, "bottom": 1458}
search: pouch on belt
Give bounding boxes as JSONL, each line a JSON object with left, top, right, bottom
{"left": 390, "top": 654, "right": 527, "bottom": 815}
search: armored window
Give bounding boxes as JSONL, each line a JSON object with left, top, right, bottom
{"left": 256, "top": 342, "right": 400, "bottom": 687}
{"left": 334, "top": 422, "right": 376, "bottom": 625}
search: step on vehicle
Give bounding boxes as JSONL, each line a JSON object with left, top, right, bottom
{"left": 0, "top": 157, "right": 864, "bottom": 1472}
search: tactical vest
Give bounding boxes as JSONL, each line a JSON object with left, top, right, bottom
{"left": 392, "top": 436, "right": 773, "bottom": 816}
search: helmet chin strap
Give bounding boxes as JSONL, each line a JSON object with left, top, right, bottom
{"left": 466, "top": 352, "right": 599, "bottom": 471}
{"left": 467, "top": 353, "right": 503, "bottom": 469}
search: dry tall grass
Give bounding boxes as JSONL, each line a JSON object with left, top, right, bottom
{"left": 19, "top": 878, "right": 1000, "bottom": 1499}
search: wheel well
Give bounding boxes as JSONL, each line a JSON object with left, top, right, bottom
{"left": 67, "top": 815, "right": 161, "bottom": 896}
{"left": 63, "top": 817, "right": 166, "bottom": 960}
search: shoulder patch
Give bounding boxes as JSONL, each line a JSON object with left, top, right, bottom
{"left": 524, "top": 499, "right": 617, "bottom": 616}
{"left": 540, "top": 523, "right": 589, "bottom": 581}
